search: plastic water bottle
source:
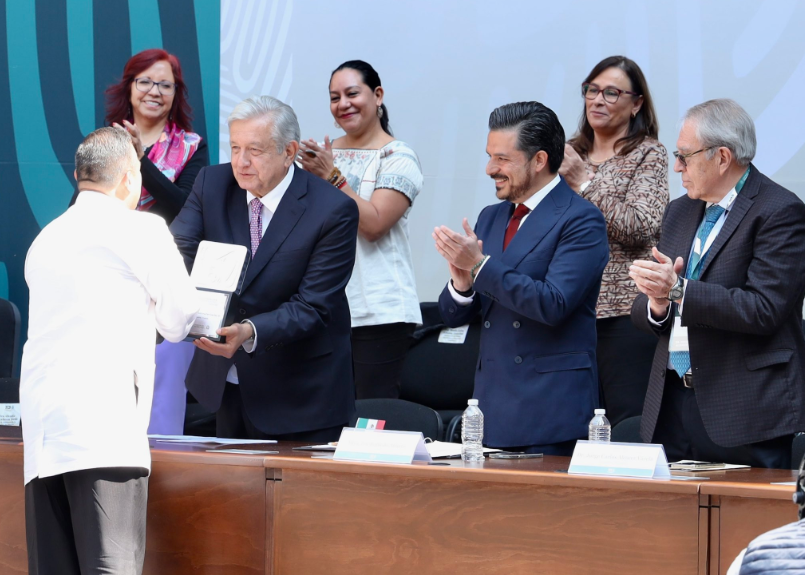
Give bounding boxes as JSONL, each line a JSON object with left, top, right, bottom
{"left": 588, "top": 409, "right": 611, "bottom": 442}
{"left": 461, "top": 399, "right": 484, "bottom": 462}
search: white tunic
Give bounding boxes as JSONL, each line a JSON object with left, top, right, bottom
{"left": 21, "top": 192, "right": 199, "bottom": 485}
{"left": 333, "top": 140, "right": 423, "bottom": 327}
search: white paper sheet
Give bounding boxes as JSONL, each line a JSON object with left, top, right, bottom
{"left": 426, "top": 441, "right": 501, "bottom": 459}
{"left": 148, "top": 434, "right": 277, "bottom": 445}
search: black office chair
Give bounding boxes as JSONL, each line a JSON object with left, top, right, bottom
{"left": 399, "top": 302, "right": 478, "bottom": 438}
{"left": 0, "top": 298, "right": 21, "bottom": 379}
{"left": 611, "top": 415, "right": 643, "bottom": 443}
{"left": 352, "top": 398, "right": 443, "bottom": 441}
{"left": 792, "top": 433, "right": 805, "bottom": 470}
{"left": 0, "top": 378, "right": 19, "bottom": 403}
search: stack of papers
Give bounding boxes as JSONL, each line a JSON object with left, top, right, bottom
{"left": 426, "top": 441, "right": 501, "bottom": 459}
{"left": 148, "top": 434, "right": 277, "bottom": 445}
{"left": 669, "top": 460, "right": 750, "bottom": 471}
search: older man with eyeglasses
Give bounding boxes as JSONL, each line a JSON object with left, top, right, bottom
{"left": 629, "top": 98, "right": 805, "bottom": 469}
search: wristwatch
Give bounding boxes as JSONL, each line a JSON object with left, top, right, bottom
{"left": 668, "top": 276, "right": 685, "bottom": 302}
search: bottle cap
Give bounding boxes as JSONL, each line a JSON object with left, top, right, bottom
{"left": 468, "top": 399, "right": 479, "bottom": 406}
{"left": 594, "top": 409, "right": 606, "bottom": 415}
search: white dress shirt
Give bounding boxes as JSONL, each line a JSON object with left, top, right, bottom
{"left": 21, "top": 191, "right": 199, "bottom": 484}
{"left": 448, "top": 174, "right": 562, "bottom": 304}
{"left": 226, "top": 164, "right": 294, "bottom": 384}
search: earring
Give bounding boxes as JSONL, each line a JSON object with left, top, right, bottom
{"left": 377, "top": 106, "right": 383, "bottom": 119}
{"left": 334, "top": 120, "right": 341, "bottom": 129}
{"left": 631, "top": 111, "right": 637, "bottom": 119}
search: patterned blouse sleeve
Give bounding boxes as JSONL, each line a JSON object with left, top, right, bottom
{"left": 594, "top": 140, "right": 669, "bottom": 248}
{"left": 375, "top": 143, "right": 424, "bottom": 204}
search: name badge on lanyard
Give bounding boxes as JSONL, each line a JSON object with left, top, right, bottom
{"left": 668, "top": 188, "right": 737, "bottom": 355}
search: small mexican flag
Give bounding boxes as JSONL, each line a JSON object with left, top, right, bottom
{"left": 355, "top": 418, "right": 386, "bottom": 430}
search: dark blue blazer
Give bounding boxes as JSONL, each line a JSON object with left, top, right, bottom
{"left": 439, "top": 179, "right": 609, "bottom": 447}
{"left": 170, "top": 164, "right": 359, "bottom": 435}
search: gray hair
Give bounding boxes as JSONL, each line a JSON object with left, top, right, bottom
{"left": 227, "top": 95, "right": 300, "bottom": 153}
{"left": 75, "top": 127, "right": 136, "bottom": 187}
{"left": 683, "top": 99, "right": 756, "bottom": 165}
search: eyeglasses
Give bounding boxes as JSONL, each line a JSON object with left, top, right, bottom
{"left": 582, "top": 83, "right": 640, "bottom": 104}
{"left": 134, "top": 77, "right": 176, "bottom": 96}
{"left": 672, "top": 147, "right": 715, "bottom": 168}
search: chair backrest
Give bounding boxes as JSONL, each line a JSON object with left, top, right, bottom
{"left": 0, "top": 378, "right": 19, "bottom": 403}
{"left": 611, "top": 415, "right": 643, "bottom": 443}
{"left": 352, "top": 398, "right": 443, "bottom": 442}
{"left": 792, "top": 433, "right": 805, "bottom": 471}
{"left": 399, "top": 302, "right": 478, "bottom": 411}
{"left": 0, "top": 299, "right": 21, "bottom": 379}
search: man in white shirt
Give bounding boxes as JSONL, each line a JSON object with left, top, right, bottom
{"left": 21, "top": 127, "right": 199, "bottom": 575}
{"left": 432, "top": 101, "right": 609, "bottom": 455}
{"left": 630, "top": 99, "right": 805, "bottom": 468}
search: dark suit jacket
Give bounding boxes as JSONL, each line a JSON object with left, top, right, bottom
{"left": 170, "top": 164, "right": 359, "bottom": 435}
{"left": 632, "top": 165, "right": 805, "bottom": 447}
{"left": 439, "top": 179, "right": 609, "bottom": 447}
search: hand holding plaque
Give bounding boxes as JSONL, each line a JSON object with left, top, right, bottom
{"left": 186, "top": 241, "right": 249, "bottom": 343}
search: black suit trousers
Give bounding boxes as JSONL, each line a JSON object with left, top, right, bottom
{"left": 653, "top": 371, "right": 793, "bottom": 469}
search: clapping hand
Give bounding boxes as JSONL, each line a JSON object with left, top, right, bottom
{"left": 630, "top": 247, "right": 684, "bottom": 317}
{"left": 298, "top": 136, "right": 335, "bottom": 180}
{"left": 113, "top": 120, "right": 145, "bottom": 159}
{"left": 433, "top": 218, "right": 484, "bottom": 291}
{"left": 558, "top": 144, "right": 592, "bottom": 192}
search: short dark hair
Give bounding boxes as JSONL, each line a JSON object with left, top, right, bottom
{"left": 330, "top": 60, "right": 392, "bottom": 136}
{"left": 488, "top": 102, "right": 565, "bottom": 173}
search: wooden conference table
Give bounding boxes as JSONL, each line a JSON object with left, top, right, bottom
{"left": 0, "top": 437, "right": 798, "bottom": 575}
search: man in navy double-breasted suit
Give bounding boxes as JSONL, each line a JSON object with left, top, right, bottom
{"left": 171, "top": 96, "right": 359, "bottom": 442}
{"left": 434, "top": 102, "right": 609, "bottom": 455}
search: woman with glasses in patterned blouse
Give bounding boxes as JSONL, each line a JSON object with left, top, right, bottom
{"left": 560, "top": 55, "right": 669, "bottom": 427}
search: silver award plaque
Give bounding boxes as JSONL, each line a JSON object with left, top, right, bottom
{"left": 186, "top": 241, "right": 249, "bottom": 342}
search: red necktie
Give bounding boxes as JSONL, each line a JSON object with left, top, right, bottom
{"left": 503, "top": 204, "right": 530, "bottom": 250}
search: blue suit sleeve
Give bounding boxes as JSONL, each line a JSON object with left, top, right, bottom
{"left": 472, "top": 206, "right": 609, "bottom": 326}
{"left": 438, "top": 283, "right": 482, "bottom": 327}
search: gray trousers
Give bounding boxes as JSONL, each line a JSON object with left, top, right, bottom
{"left": 25, "top": 467, "right": 148, "bottom": 575}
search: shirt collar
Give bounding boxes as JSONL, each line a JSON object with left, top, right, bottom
{"left": 706, "top": 166, "right": 750, "bottom": 212}
{"left": 519, "top": 173, "right": 561, "bottom": 212}
{"left": 246, "top": 163, "right": 295, "bottom": 212}
{"left": 74, "top": 190, "right": 128, "bottom": 210}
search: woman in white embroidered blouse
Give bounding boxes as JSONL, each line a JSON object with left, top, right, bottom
{"left": 299, "top": 60, "right": 423, "bottom": 400}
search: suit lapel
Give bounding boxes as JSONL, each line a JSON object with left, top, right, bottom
{"left": 699, "top": 168, "right": 758, "bottom": 278}
{"left": 487, "top": 203, "right": 512, "bottom": 259}
{"left": 500, "top": 182, "right": 569, "bottom": 269}
{"left": 241, "top": 172, "right": 307, "bottom": 291}
{"left": 674, "top": 198, "right": 705, "bottom": 274}
{"left": 227, "top": 182, "right": 250, "bottom": 251}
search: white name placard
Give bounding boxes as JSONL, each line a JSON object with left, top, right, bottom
{"left": 568, "top": 441, "right": 670, "bottom": 479}
{"left": 334, "top": 428, "right": 433, "bottom": 465}
{"left": 0, "top": 404, "right": 21, "bottom": 426}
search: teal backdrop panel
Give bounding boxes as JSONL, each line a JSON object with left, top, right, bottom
{"left": 0, "top": 0, "right": 221, "bottom": 374}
